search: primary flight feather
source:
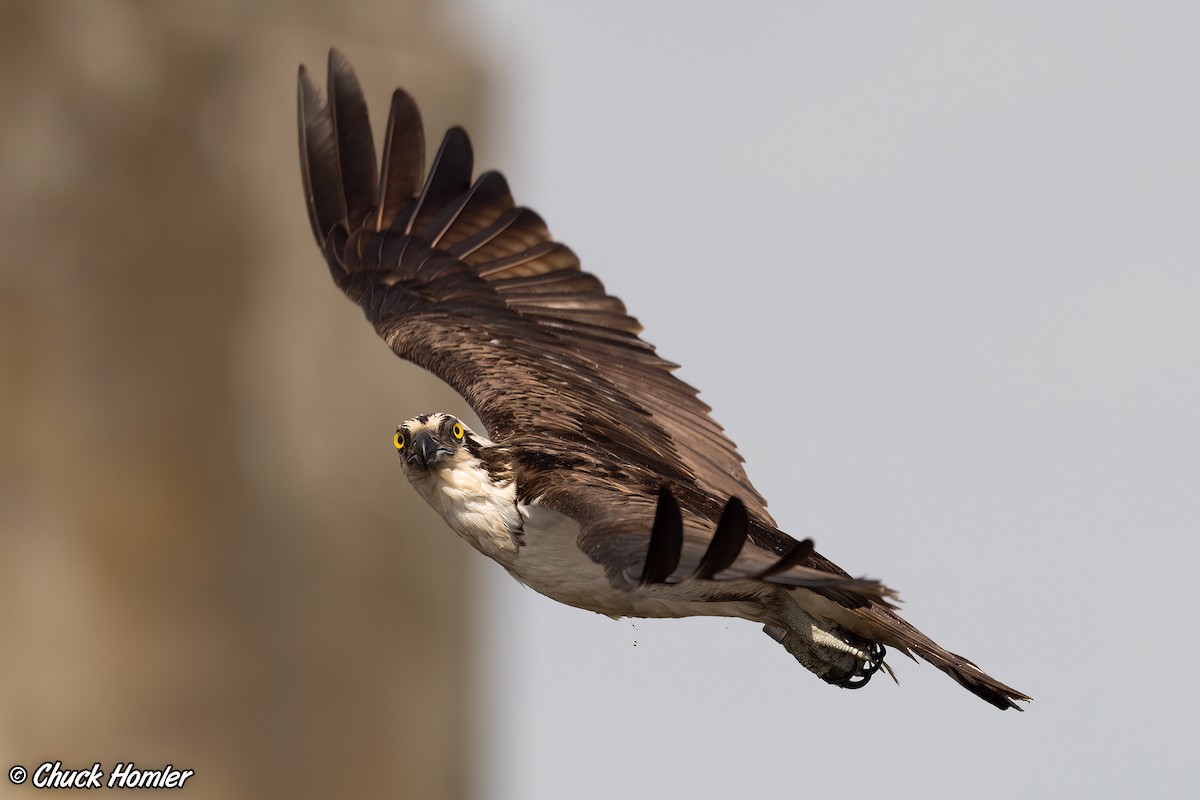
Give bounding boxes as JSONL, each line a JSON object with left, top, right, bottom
{"left": 298, "top": 49, "right": 1029, "bottom": 710}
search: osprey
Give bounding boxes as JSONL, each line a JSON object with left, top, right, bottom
{"left": 298, "top": 50, "right": 1029, "bottom": 710}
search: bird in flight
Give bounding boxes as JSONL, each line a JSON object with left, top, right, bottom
{"left": 297, "top": 50, "right": 1029, "bottom": 710}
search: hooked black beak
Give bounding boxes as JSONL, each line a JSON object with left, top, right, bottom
{"left": 406, "top": 431, "right": 449, "bottom": 469}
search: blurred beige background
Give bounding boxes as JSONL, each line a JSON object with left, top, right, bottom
{"left": 1, "top": 1, "right": 488, "bottom": 797}
{"left": 6, "top": 3, "right": 1200, "bottom": 800}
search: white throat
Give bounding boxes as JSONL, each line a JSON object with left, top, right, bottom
{"left": 404, "top": 448, "right": 521, "bottom": 559}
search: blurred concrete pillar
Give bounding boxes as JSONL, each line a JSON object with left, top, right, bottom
{"left": 0, "top": 2, "right": 486, "bottom": 798}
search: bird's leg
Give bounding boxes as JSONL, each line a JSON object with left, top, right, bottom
{"left": 765, "top": 597, "right": 878, "bottom": 688}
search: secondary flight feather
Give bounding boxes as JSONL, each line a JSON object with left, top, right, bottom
{"left": 298, "top": 49, "right": 1029, "bottom": 710}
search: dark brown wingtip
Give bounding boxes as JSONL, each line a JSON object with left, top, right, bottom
{"left": 377, "top": 88, "right": 426, "bottom": 231}
{"left": 691, "top": 496, "right": 748, "bottom": 580}
{"left": 639, "top": 486, "right": 683, "bottom": 586}
{"left": 407, "top": 126, "right": 475, "bottom": 235}
{"left": 298, "top": 63, "right": 346, "bottom": 248}
{"left": 755, "top": 537, "right": 816, "bottom": 580}
{"left": 326, "top": 49, "right": 379, "bottom": 229}
{"left": 425, "top": 170, "right": 515, "bottom": 250}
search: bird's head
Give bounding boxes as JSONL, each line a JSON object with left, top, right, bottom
{"left": 394, "top": 412, "right": 482, "bottom": 472}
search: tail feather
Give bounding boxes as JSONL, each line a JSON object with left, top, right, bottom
{"left": 855, "top": 604, "right": 1030, "bottom": 710}
{"left": 791, "top": 589, "right": 1031, "bottom": 710}
{"left": 915, "top": 645, "right": 1030, "bottom": 711}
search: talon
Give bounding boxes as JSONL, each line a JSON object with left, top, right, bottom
{"left": 835, "top": 641, "right": 886, "bottom": 689}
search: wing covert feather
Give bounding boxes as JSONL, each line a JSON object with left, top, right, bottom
{"left": 298, "top": 54, "right": 772, "bottom": 526}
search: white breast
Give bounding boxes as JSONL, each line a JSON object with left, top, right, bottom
{"left": 509, "top": 502, "right": 767, "bottom": 622}
{"left": 404, "top": 451, "right": 767, "bottom": 622}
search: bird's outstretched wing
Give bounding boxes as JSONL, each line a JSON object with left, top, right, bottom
{"left": 299, "top": 52, "right": 1029, "bottom": 710}
{"left": 300, "top": 51, "right": 766, "bottom": 514}
{"left": 298, "top": 51, "right": 888, "bottom": 601}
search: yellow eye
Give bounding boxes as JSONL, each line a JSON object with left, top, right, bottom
{"left": 394, "top": 430, "right": 405, "bottom": 450}
{"left": 452, "top": 422, "right": 465, "bottom": 440}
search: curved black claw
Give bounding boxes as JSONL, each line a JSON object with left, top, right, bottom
{"left": 834, "top": 642, "right": 888, "bottom": 690}
{"left": 753, "top": 537, "right": 815, "bottom": 580}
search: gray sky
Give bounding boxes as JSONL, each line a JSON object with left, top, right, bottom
{"left": 444, "top": 3, "right": 1198, "bottom": 798}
